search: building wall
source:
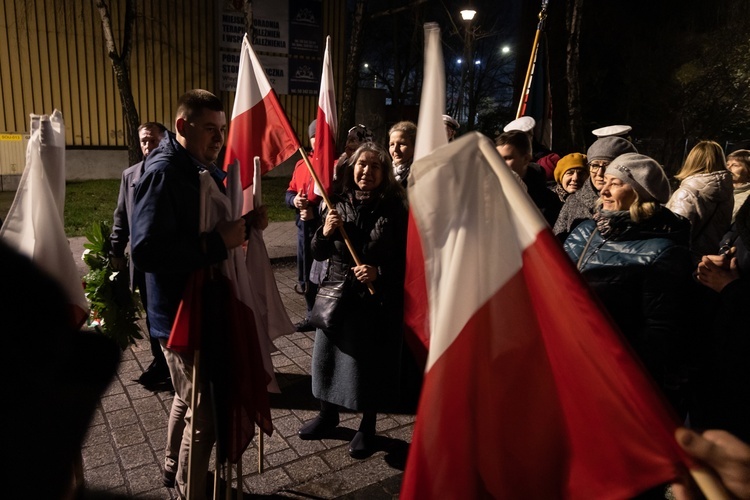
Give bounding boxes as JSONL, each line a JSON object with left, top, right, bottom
{"left": 0, "top": 0, "right": 346, "bottom": 185}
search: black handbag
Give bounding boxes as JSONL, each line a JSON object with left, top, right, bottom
{"left": 309, "top": 279, "right": 349, "bottom": 331}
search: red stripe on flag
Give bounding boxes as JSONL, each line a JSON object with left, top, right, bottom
{"left": 223, "top": 91, "right": 300, "bottom": 190}
{"left": 312, "top": 108, "right": 336, "bottom": 196}
{"left": 401, "top": 229, "right": 692, "bottom": 499}
{"left": 403, "top": 210, "right": 429, "bottom": 367}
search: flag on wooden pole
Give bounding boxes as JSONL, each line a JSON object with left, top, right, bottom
{"left": 223, "top": 34, "right": 301, "bottom": 214}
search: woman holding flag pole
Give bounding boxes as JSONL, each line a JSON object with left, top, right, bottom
{"left": 297, "top": 142, "right": 408, "bottom": 459}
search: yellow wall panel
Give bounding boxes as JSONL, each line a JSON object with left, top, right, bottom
{"left": 0, "top": 0, "right": 344, "bottom": 149}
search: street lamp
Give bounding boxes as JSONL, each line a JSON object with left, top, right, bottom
{"left": 458, "top": 7, "right": 477, "bottom": 129}
{"left": 460, "top": 9, "right": 476, "bottom": 21}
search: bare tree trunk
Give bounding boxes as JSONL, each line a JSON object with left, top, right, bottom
{"left": 339, "top": 1, "right": 366, "bottom": 147}
{"left": 566, "top": 0, "right": 584, "bottom": 151}
{"left": 95, "top": 0, "right": 141, "bottom": 165}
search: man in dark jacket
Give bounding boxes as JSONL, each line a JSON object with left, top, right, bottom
{"left": 495, "top": 130, "right": 561, "bottom": 226}
{"left": 109, "top": 121, "right": 171, "bottom": 390}
{"left": 131, "top": 89, "right": 256, "bottom": 498}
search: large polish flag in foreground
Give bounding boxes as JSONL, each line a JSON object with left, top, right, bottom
{"left": 403, "top": 23, "right": 447, "bottom": 367}
{"left": 223, "top": 34, "right": 300, "bottom": 214}
{"left": 399, "top": 132, "right": 694, "bottom": 498}
{"left": 311, "top": 35, "right": 337, "bottom": 199}
{"left": 0, "top": 110, "right": 89, "bottom": 329}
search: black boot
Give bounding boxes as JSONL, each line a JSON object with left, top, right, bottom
{"left": 349, "top": 411, "right": 376, "bottom": 459}
{"left": 298, "top": 401, "right": 340, "bottom": 440}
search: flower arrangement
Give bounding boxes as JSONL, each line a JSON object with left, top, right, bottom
{"left": 82, "top": 221, "right": 144, "bottom": 350}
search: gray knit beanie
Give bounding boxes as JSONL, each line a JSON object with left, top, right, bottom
{"left": 308, "top": 119, "right": 317, "bottom": 139}
{"left": 586, "top": 136, "right": 637, "bottom": 162}
{"left": 606, "top": 153, "right": 671, "bottom": 204}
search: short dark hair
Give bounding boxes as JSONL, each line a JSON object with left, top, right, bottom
{"left": 175, "top": 89, "right": 223, "bottom": 122}
{"left": 137, "top": 122, "right": 167, "bottom": 134}
{"left": 495, "top": 130, "right": 532, "bottom": 156}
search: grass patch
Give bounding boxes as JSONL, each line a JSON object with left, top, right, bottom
{"left": 65, "top": 180, "right": 122, "bottom": 236}
{"left": 0, "top": 175, "right": 294, "bottom": 238}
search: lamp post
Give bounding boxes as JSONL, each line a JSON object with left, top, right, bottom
{"left": 459, "top": 8, "right": 477, "bottom": 130}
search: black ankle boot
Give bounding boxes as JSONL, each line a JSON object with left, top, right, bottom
{"left": 298, "top": 412, "right": 339, "bottom": 440}
{"left": 348, "top": 431, "right": 375, "bottom": 459}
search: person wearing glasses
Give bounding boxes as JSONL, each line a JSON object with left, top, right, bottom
{"left": 553, "top": 136, "right": 638, "bottom": 241}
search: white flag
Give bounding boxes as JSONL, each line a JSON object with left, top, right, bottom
{"left": 414, "top": 23, "right": 448, "bottom": 162}
{"left": 0, "top": 110, "right": 89, "bottom": 328}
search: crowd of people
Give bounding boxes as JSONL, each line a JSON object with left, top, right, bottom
{"left": 15, "top": 88, "right": 744, "bottom": 498}
{"left": 285, "top": 112, "right": 749, "bottom": 496}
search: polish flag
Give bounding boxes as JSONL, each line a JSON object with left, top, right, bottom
{"left": 403, "top": 22, "right": 447, "bottom": 367}
{"left": 0, "top": 110, "right": 89, "bottom": 329}
{"left": 223, "top": 34, "right": 300, "bottom": 214}
{"left": 400, "top": 132, "right": 693, "bottom": 498}
{"left": 413, "top": 23, "right": 447, "bottom": 162}
{"left": 311, "top": 36, "right": 337, "bottom": 198}
{"left": 169, "top": 162, "right": 277, "bottom": 461}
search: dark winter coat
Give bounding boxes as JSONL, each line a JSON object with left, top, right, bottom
{"left": 309, "top": 187, "right": 408, "bottom": 411}
{"left": 689, "top": 198, "right": 750, "bottom": 441}
{"left": 523, "top": 162, "right": 562, "bottom": 226}
{"left": 131, "top": 132, "right": 228, "bottom": 339}
{"left": 564, "top": 208, "right": 695, "bottom": 413}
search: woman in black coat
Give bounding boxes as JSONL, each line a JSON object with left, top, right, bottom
{"left": 297, "top": 142, "right": 408, "bottom": 459}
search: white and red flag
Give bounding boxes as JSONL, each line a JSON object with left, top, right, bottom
{"left": 400, "top": 132, "right": 694, "bottom": 498}
{"left": 220, "top": 33, "right": 297, "bottom": 345}
{"left": 403, "top": 23, "right": 448, "bottom": 367}
{"left": 168, "top": 161, "right": 278, "bottom": 462}
{"left": 0, "top": 110, "right": 89, "bottom": 329}
{"left": 413, "top": 23, "right": 447, "bottom": 162}
{"left": 223, "top": 34, "right": 300, "bottom": 214}
{"left": 311, "top": 35, "right": 337, "bottom": 198}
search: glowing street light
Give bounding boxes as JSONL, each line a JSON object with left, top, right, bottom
{"left": 460, "top": 9, "right": 476, "bottom": 21}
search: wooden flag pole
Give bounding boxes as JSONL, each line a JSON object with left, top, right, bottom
{"left": 689, "top": 467, "right": 731, "bottom": 500}
{"left": 258, "top": 429, "right": 264, "bottom": 473}
{"left": 212, "top": 461, "right": 221, "bottom": 499}
{"left": 299, "top": 147, "right": 375, "bottom": 295}
{"left": 516, "top": 0, "right": 548, "bottom": 119}
{"left": 237, "top": 458, "right": 243, "bottom": 497}
{"left": 225, "top": 462, "right": 232, "bottom": 500}
{"left": 187, "top": 349, "right": 201, "bottom": 500}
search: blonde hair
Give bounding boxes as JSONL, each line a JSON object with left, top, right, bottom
{"left": 675, "top": 140, "right": 727, "bottom": 181}
{"left": 595, "top": 190, "right": 658, "bottom": 223}
{"left": 388, "top": 121, "right": 417, "bottom": 146}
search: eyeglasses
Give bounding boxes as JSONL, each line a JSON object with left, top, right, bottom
{"left": 588, "top": 161, "right": 610, "bottom": 173}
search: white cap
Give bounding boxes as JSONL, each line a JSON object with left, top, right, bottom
{"left": 592, "top": 125, "right": 632, "bottom": 138}
{"left": 442, "top": 114, "right": 460, "bottom": 130}
{"left": 503, "top": 116, "right": 536, "bottom": 133}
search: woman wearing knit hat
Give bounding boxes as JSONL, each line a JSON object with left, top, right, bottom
{"left": 564, "top": 152, "right": 695, "bottom": 417}
{"left": 550, "top": 153, "right": 587, "bottom": 202}
{"left": 553, "top": 136, "right": 637, "bottom": 240}
{"left": 667, "top": 140, "right": 734, "bottom": 263}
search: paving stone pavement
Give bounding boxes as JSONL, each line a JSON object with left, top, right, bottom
{"left": 69, "top": 220, "right": 415, "bottom": 499}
